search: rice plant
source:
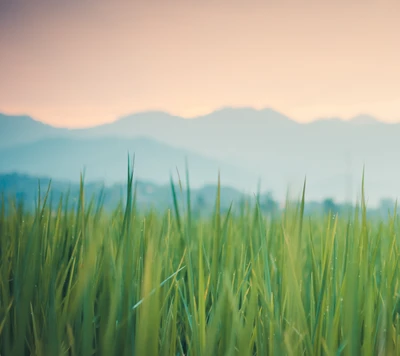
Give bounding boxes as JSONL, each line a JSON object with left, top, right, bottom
{"left": 0, "top": 163, "right": 399, "bottom": 355}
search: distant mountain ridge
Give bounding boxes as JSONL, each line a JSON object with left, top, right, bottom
{"left": 0, "top": 108, "right": 394, "bottom": 151}
{"left": 1, "top": 107, "right": 399, "bottom": 205}
{"left": 1, "top": 108, "right": 393, "bottom": 149}
{"left": 0, "top": 113, "right": 71, "bottom": 149}
{"left": 0, "top": 135, "right": 253, "bottom": 190}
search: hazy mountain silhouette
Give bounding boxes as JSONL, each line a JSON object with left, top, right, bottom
{"left": 0, "top": 136, "right": 254, "bottom": 190}
{"left": 0, "top": 113, "right": 71, "bottom": 149}
{"left": 74, "top": 107, "right": 296, "bottom": 160}
{"left": 1, "top": 108, "right": 399, "bottom": 204}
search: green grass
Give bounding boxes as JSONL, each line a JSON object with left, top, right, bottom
{"left": 1, "top": 165, "right": 400, "bottom": 355}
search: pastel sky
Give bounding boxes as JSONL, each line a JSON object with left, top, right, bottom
{"left": 0, "top": 0, "right": 399, "bottom": 128}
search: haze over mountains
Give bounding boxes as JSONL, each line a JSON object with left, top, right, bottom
{"left": 0, "top": 108, "right": 398, "bottom": 205}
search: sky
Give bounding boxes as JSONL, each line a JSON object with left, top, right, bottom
{"left": 0, "top": 0, "right": 399, "bottom": 128}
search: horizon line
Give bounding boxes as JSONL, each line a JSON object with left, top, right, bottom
{"left": 1, "top": 105, "right": 398, "bottom": 129}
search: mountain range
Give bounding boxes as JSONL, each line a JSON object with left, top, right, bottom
{"left": 0, "top": 108, "right": 399, "bottom": 205}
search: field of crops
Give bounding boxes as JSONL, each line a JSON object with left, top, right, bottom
{"left": 1, "top": 167, "right": 400, "bottom": 355}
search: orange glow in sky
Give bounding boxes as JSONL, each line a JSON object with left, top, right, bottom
{"left": 0, "top": 0, "right": 399, "bottom": 127}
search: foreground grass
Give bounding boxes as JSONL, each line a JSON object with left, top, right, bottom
{"left": 1, "top": 169, "right": 400, "bottom": 355}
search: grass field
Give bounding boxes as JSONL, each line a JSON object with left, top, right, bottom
{"left": 1, "top": 164, "right": 400, "bottom": 355}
